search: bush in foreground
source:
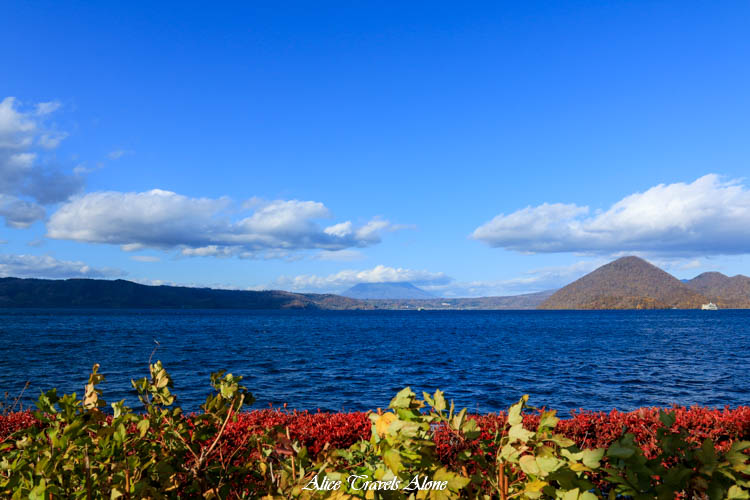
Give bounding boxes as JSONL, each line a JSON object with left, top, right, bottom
{"left": 1, "top": 362, "right": 750, "bottom": 499}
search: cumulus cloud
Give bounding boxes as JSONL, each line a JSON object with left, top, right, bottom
{"left": 273, "top": 265, "right": 451, "bottom": 292}
{"left": 47, "top": 190, "right": 399, "bottom": 257}
{"left": 0, "top": 253, "right": 123, "bottom": 279}
{"left": 0, "top": 195, "right": 46, "bottom": 228}
{"left": 473, "top": 174, "right": 750, "bottom": 256}
{"left": 0, "top": 97, "right": 83, "bottom": 227}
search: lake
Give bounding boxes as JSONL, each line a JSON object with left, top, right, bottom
{"left": 0, "top": 309, "right": 748, "bottom": 415}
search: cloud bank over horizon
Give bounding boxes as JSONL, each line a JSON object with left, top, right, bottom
{"left": 472, "top": 174, "right": 750, "bottom": 257}
{"left": 47, "top": 190, "right": 399, "bottom": 258}
{"left": 268, "top": 265, "right": 452, "bottom": 292}
{"left": 266, "top": 261, "right": 603, "bottom": 297}
{"left": 0, "top": 253, "right": 123, "bottom": 279}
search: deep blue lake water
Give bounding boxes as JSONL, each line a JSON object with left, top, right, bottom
{"left": 0, "top": 309, "right": 748, "bottom": 415}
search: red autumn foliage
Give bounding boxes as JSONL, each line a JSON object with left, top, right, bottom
{"left": 431, "top": 406, "right": 750, "bottom": 467}
{"left": 222, "top": 408, "right": 372, "bottom": 456}
{"left": 0, "top": 410, "right": 37, "bottom": 442}
{"left": 3, "top": 405, "right": 750, "bottom": 463}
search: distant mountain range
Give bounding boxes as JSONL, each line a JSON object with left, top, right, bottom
{"left": 1, "top": 257, "right": 748, "bottom": 310}
{"left": 0, "top": 277, "right": 554, "bottom": 310}
{"left": 0, "top": 277, "right": 368, "bottom": 310}
{"left": 540, "top": 256, "right": 750, "bottom": 309}
{"left": 342, "top": 282, "right": 435, "bottom": 299}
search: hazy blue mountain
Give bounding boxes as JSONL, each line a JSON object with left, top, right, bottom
{"left": 342, "top": 282, "right": 435, "bottom": 300}
{"left": 363, "top": 290, "right": 556, "bottom": 310}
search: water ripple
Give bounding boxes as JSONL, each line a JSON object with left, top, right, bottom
{"left": 1, "top": 309, "right": 749, "bottom": 413}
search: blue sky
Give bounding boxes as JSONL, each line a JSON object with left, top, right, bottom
{"left": 2, "top": 1, "right": 750, "bottom": 296}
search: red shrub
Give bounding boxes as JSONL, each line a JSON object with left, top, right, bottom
{"left": 3, "top": 405, "right": 750, "bottom": 463}
{"left": 225, "top": 409, "right": 371, "bottom": 455}
{"left": 0, "top": 411, "right": 38, "bottom": 441}
{"left": 432, "top": 406, "right": 750, "bottom": 464}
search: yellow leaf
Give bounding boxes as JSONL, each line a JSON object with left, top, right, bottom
{"left": 376, "top": 412, "right": 397, "bottom": 437}
{"left": 570, "top": 463, "right": 590, "bottom": 472}
{"left": 524, "top": 479, "right": 548, "bottom": 492}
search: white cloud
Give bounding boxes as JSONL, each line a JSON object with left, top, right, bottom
{"left": 35, "top": 101, "right": 61, "bottom": 116}
{"left": 324, "top": 221, "right": 353, "bottom": 237}
{"left": 273, "top": 264, "right": 451, "bottom": 292}
{"left": 47, "top": 190, "right": 399, "bottom": 257}
{"left": 180, "top": 245, "right": 234, "bottom": 257}
{"left": 0, "top": 253, "right": 123, "bottom": 279}
{"left": 130, "top": 255, "right": 160, "bottom": 262}
{"left": 269, "top": 261, "right": 601, "bottom": 297}
{"left": 473, "top": 174, "right": 750, "bottom": 256}
{"left": 0, "top": 97, "right": 83, "bottom": 228}
{"left": 354, "top": 219, "right": 391, "bottom": 243}
{"left": 423, "top": 260, "right": 603, "bottom": 297}
{"left": 129, "top": 277, "right": 252, "bottom": 290}
{"left": 107, "top": 149, "right": 132, "bottom": 160}
{"left": 0, "top": 97, "right": 36, "bottom": 148}
{"left": 0, "top": 194, "right": 46, "bottom": 228}
{"left": 314, "top": 249, "right": 365, "bottom": 262}
{"left": 38, "top": 132, "right": 68, "bottom": 149}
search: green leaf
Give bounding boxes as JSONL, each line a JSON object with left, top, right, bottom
{"left": 536, "top": 455, "right": 561, "bottom": 473}
{"left": 607, "top": 441, "right": 635, "bottom": 459}
{"left": 432, "top": 467, "right": 470, "bottom": 492}
{"left": 697, "top": 438, "right": 717, "bottom": 469}
{"left": 137, "top": 419, "right": 150, "bottom": 438}
{"left": 520, "top": 455, "right": 541, "bottom": 475}
{"left": 383, "top": 449, "right": 402, "bottom": 474}
{"left": 561, "top": 488, "right": 580, "bottom": 500}
{"left": 389, "top": 387, "right": 415, "bottom": 409}
{"left": 62, "top": 419, "right": 83, "bottom": 436}
{"left": 507, "top": 395, "right": 529, "bottom": 426}
{"left": 499, "top": 443, "right": 520, "bottom": 461}
{"left": 582, "top": 448, "right": 605, "bottom": 469}
{"left": 508, "top": 423, "right": 534, "bottom": 444}
{"left": 549, "top": 434, "right": 575, "bottom": 447}
{"left": 432, "top": 389, "right": 447, "bottom": 412}
{"left": 539, "top": 410, "right": 559, "bottom": 429}
{"left": 658, "top": 410, "right": 676, "bottom": 428}
{"left": 28, "top": 479, "right": 46, "bottom": 500}
{"left": 728, "top": 485, "right": 750, "bottom": 499}
{"left": 451, "top": 408, "right": 467, "bottom": 431}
